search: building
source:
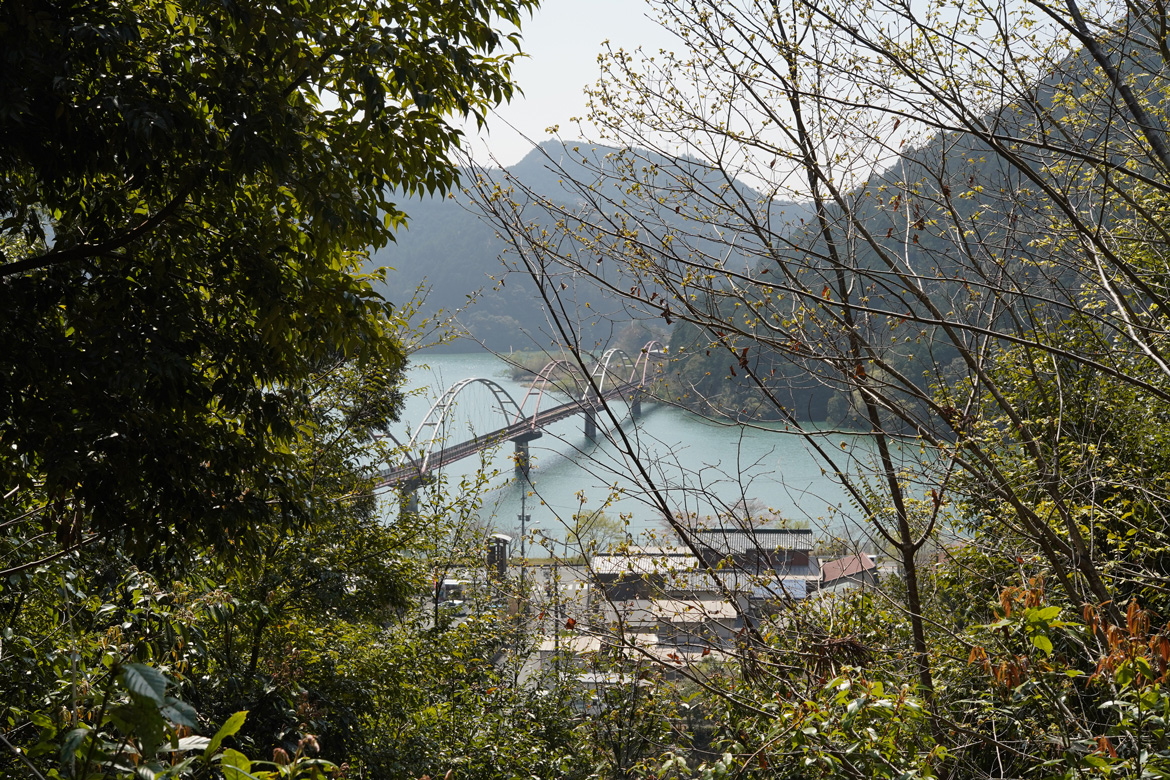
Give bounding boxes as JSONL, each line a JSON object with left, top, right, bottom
{"left": 819, "top": 553, "right": 879, "bottom": 593}
{"left": 590, "top": 528, "right": 819, "bottom": 600}
{"left": 575, "top": 527, "right": 820, "bottom": 662}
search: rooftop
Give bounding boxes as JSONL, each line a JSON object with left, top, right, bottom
{"left": 591, "top": 551, "right": 698, "bottom": 576}
{"left": 691, "top": 527, "right": 816, "bottom": 555}
{"left": 820, "top": 553, "right": 878, "bottom": 584}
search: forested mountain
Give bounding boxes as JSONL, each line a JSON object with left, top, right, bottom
{"left": 659, "top": 46, "right": 1132, "bottom": 423}
{"left": 442, "top": 124, "right": 1049, "bottom": 420}
{"left": 370, "top": 140, "right": 813, "bottom": 352}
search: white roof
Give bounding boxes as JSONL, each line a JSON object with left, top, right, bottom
{"left": 591, "top": 553, "right": 699, "bottom": 576}
{"left": 651, "top": 599, "right": 738, "bottom": 623}
{"left": 600, "top": 598, "right": 738, "bottom": 626}
{"left": 538, "top": 634, "right": 603, "bottom": 655}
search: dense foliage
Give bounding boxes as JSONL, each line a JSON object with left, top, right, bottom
{"left": 0, "top": 0, "right": 533, "bottom": 552}
{"left": 7, "top": 0, "right": 1170, "bottom": 779}
{"left": 0, "top": 0, "right": 555, "bottom": 777}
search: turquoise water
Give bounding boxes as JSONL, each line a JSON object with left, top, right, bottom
{"left": 385, "top": 351, "right": 888, "bottom": 546}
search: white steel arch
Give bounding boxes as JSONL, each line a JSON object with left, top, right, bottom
{"left": 406, "top": 377, "right": 525, "bottom": 473}
{"left": 511, "top": 359, "right": 588, "bottom": 425}
{"left": 634, "top": 340, "right": 666, "bottom": 385}
{"left": 589, "top": 348, "right": 635, "bottom": 399}
{"left": 390, "top": 341, "right": 666, "bottom": 479}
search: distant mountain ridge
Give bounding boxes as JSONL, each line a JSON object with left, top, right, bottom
{"left": 368, "top": 140, "right": 813, "bottom": 352}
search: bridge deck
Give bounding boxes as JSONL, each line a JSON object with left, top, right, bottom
{"left": 376, "top": 381, "right": 643, "bottom": 488}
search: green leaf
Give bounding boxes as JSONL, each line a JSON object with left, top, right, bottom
{"left": 221, "top": 748, "right": 252, "bottom": 779}
{"left": 160, "top": 697, "right": 199, "bottom": 728}
{"left": 121, "top": 663, "right": 167, "bottom": 704}
{"left": 132, "top": 702, "right": 168, "bottom": 759}
{"left": 28, "top": 710, "right": 53, "bottom": 729}
{"left": 1031, "top": 634, "right": 1053, "bottom": 655}
{"left": 161, "top": 735, "right": 211, "bottom": 753}
{"left": 58, "top": 727, "right": 88, "bottom": 764}
{"left": 1031, "top": 606, "right": 1061, "bottom": 622}
{"left": 205, "top": 711, "right": 248, "bottom": 759}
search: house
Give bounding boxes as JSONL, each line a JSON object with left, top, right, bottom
{"left": 691, "top": 527, "right": 820, "bottom": 603}
{"left": 649, "top": 598, "right": 738, "bottom": 648}
{"left": 537, "top": 633, "right": 605, "bottom": 666}
{"left": 819, "top": 553, "right": 879, "bottom": 593}
{"left": 691, "top": 527, "right": 820, "bottom": 579}
{"left": 590, "top": 546, "right": 697, "bottom": 600}
{"left": 590, "top": 527, "right": 820, "bottom": 602}
{"left": 578, "top": 527, "right": 820, "bottom": 661}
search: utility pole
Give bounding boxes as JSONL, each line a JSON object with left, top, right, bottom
{"left": 519, "top": 488, "right": 529, "bottom": 587}
{"left": 516, "top": 442, "right": 532, "bottom": 588}
{"left": 511, "top": 445, "right": 533, "bottom": 691}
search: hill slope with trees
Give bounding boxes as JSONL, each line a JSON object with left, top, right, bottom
{"left": 371, "top": 140, "right": 812, "bottom": 352}
{"left": 7, "top": 0, "right": 1170, "bottom": 779}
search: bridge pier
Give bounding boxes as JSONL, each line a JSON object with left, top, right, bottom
{"left": 396, "top": 475, "right": 432, "bottom": 520}
{"left": 512, "top": 431, "right": 541, "bottom": 476}
{"left": 631, "top": 390, "right": 642, "bottom": 419}
{"left": 399, "top": 485, "right": 419, "bottom": 519}
{"left": 514, "top": 440, "right": 532, "bottom": 477}
{"left": 584, "top": 408, "right": 597, "bottom": 440}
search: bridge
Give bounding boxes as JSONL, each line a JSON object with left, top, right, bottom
{"left": 376, "top": 342, "right": 664, "bottom": 495}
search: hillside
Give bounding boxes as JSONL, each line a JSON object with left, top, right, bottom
{"left": 369, "top": 140, "right": 813, "bottom": 352}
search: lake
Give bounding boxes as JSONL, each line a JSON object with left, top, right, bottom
{"left": 385, "top": 351, "right": 886, "bottom": 548}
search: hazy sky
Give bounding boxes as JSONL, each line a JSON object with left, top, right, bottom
{"left": 458, "top": 0, "right": 677, "bottom": 168}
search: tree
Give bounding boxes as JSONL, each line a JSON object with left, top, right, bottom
{"left": 469, "top": 0, "right": 1170, "bottom": 773}
{"left": 0, "top": 0, "right": 537, "bottom": 564}
{"left": 0, "top": 343, "right": 591, "bottom": 778}
{"left": 567, "top": 510, "right": 627, "bottom": 556}
{"left": 0, "top": 1, "right": 548, "bottom": 775}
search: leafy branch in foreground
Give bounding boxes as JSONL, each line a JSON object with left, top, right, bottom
{"left": 466, "top": 0, "right": 1170, "bottom": 775}
{"left": 0, "top": 0, "right": 535, "bottom": 561}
